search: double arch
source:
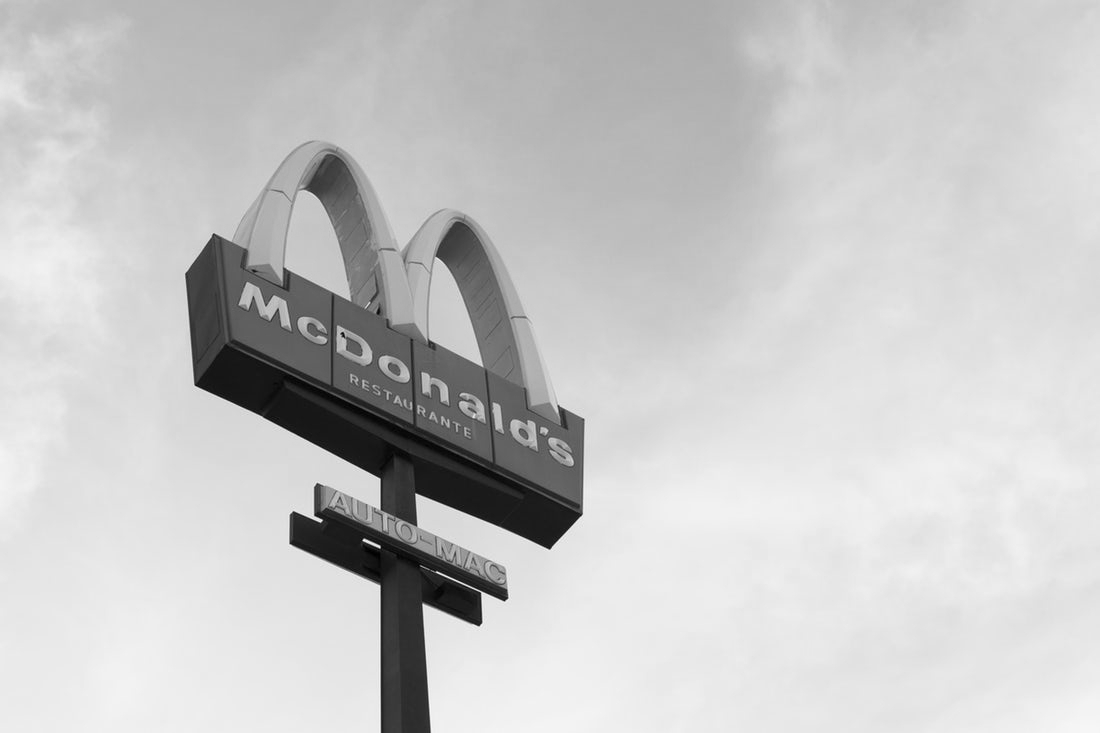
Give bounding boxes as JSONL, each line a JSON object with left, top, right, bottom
{"left": 232, "top": 141, "right": 560, "bottom": 424}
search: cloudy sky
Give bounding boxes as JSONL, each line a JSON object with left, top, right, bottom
{"left": 3, "top": 0, "right": 1100, "bottom": 730}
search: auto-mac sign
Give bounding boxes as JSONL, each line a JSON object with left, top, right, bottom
{"left": 185, "top": 141, "right": 583, "bottom": 547}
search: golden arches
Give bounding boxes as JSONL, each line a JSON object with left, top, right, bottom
{"left": 234, "top": 142, "right": 559, "bottom": 423}
{"left": 405, "top": 211, "right": 560, "bottom": 423}
{"left": 233, "top": 141, "right": 421, "bottom": 341}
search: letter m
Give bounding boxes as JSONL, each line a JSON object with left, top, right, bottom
{"left": 435, "top": 537, "right": 463, "bottom": 565}
{"left": 238, "top": 281, "right": 291, "bottom": 331}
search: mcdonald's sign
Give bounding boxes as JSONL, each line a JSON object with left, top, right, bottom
{"left": 185, "top": 142, "right": 583, "bottom": 547}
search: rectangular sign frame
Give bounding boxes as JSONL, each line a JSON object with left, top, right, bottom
{"left": 186, "top": 235, "right": 583, "bottom": 547}
{"left": 315, "top": 485, "right": 508, "bottom": 600}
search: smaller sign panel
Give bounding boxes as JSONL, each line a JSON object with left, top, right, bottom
{"left": 331, "top": 297, "right": 416, "bottom": 425}
{"left": 412, "top": 341, "right": 493, "bottom": 463}
{"left": 315, "top": 484, "right": 508, "bottom": 600}
{"left": 289, "top": 512, "right": 484, "bottom": 625}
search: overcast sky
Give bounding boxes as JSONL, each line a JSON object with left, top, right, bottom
{"left": 3, "top": 1, "right": 1100, "bottom": 731}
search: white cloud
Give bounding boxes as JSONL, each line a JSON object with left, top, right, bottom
{"left": 688, "top": 1, "right": 1100, "bottom": 727}
{"left": 0, "top": 16, "right": 128, "bottom": 534}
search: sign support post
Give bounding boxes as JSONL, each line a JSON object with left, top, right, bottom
{"left": 379, "top": 454, "right": 431, "bottom": 733}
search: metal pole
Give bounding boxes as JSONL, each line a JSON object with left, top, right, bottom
{"left": 380, "top": 454, "right": 431, "bottom": 733}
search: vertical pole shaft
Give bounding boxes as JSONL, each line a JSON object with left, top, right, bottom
{"left": 380, "top": 453, "right": 431, "bottom": 733}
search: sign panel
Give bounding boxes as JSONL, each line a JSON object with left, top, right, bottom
{"left": 486, "top": 373, "right": 584, "bottom": 507}
{"left": 230, "top": 267, "right": 333, "bottom": 386}
{"left": 186, "top": 236, "right": 584, "bottom": 547}
{"left": 411, "top": 341, "right": 494, "bottom": 463}
{"left": 315, "top": 485, "right": 508, "bottom": 600}
{"left": 332, "top": 296, "right": 416, "bottom": 425}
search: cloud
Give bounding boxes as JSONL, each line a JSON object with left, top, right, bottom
{"left": 735, "top": 0, "right": 1100, "bottom": 562}
{"left": 666, "top": 1, "right": 1100, "bottom": 727}
{"left": 0, "top": 15, "right": 128, "bottom": 535}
